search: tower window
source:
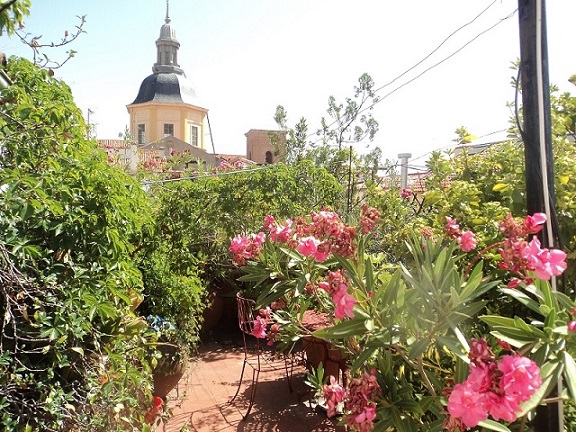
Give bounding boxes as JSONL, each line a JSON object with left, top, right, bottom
{"left": 189, "top": 125, "right": 198, "bottom": 147}
{"left": 265, "top": 151, "right": 273, "bottom": 164}
{"left": 137, "top": 124, "right": 146, "bottom": 144}
{"left": 164, "top": 123, "right": 174, "bottom": 137}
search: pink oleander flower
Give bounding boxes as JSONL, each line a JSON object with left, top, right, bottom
{"left": 498, "top": 355, "right": 542, "bottom": 402}
{"left": 314, "top": 240, "right": 331, "bottom": 262}
{"left": 507, "top": 278, "right": 521, "bottom": 288}
{"left": 521, "top": 236, "right": 567, "bottom": 280}
{"left": 296, "top": 236, "right": 320, "bottom": 257}
{"left": 229, "top": 234, "right": 250, "bottom": 265}
{"left": 229, "top": 232, "right": 266, "bottom": 265}
{"left": 447, "top": 382, "right": 489, "bottom": 428}
{"left": 269, "top": 219, "right": 293, "bottom": 243}
{"left": 321, "top": 270, "right": 349, "bottom": 297}
{"left": 444, "top": 217, "right": 461, "bottom": 239}
{"left": 344, "top": 371, "right": 381, "bottom": 432}
{"left": 401, "top": 188, "right": 413, "bottom": 199}
{"left": 252, "top": 231, "right": 266, "bottom": 247}
{"left": 484, "top": 392, "right": 522, "bottom": 423}
{"left": 333, "top": 289, "right": 356, "bottom": 319}
{"left": 568, "top": 321, "right": 576, "bottom": 332}
{"left": 353, "top": 404, "right": 377, "bottom": 432}
{"left": 468, "top": 338, "right": 495, "bottom": 366}
{"left": 322, "top": 376, "right": 345, "bottom": 418}
{"left": 251, "top": 316, "right": 267, "bottom": 339}
{"left": 266, "top": 323, "right": 280, "bottom": 346}
{"left": 458, "top": 230, "right": 477, "bottom": 252}
{"left": 466, "top": 364, "right": 493, "bottom": 393}
{"left": 524, "top": 212, "right": 546, "bottom": 234}
{"left": 359, "top": 205, "right": 381, "bottom": 235}
{"left": 263, "top": 214, "right": 276, "bottom": 231}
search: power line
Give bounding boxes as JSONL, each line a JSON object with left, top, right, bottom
{"left": 307, "top": 4, "right": 517, "bottom": 148}
{"left": 373, "top": 0, "right": 498, "bottom": 95}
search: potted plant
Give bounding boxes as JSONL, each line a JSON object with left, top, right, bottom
{"left": 230, "top": 207, "right": 576, "bottom": 431}
{"left": 147, "top": 315, "right": 187, "bottom": 400}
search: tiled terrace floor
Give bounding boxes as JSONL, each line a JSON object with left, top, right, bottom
{"left": 156, "top": 326, "right": 346, "bottom": 432}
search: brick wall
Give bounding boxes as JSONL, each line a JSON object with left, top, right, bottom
{"left": 245, "top": 129, "right": 286, "bottom": 164}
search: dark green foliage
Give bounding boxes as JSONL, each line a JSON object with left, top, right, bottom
{"left": 0, "top": 57, "right": 155, "bottom": 431}
{"left": 149, "top": 160, "right": 343, "bottom": 285}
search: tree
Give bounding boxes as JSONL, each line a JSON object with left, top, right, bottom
{"left": 0, "top": 56, "right": 156, "bottom": 431}
{"left": 0, "top": 0, "right": 31, "bottom": 36}
{"left": 271, "top": 73, "right": 383, "bottom": 219}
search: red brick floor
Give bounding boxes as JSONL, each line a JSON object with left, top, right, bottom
{"left": 156, "top": 337, "right": 346, "bottom": 432}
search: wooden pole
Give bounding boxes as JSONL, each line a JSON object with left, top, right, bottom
{"left": 518, "top": 1, "right": 561, "bottom": 430}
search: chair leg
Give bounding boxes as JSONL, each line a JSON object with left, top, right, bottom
{"left": 230, "top": 359, "right": 247, "bottom": 403}
{"left": 243, "top": 368, "right": 260, "bottom": 419}
{"left": 284, "top": 354, "right": 293, "bottom": 393}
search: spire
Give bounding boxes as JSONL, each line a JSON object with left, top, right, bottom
{"left": 153, "top": 0, "right": 184, "bottom": 75}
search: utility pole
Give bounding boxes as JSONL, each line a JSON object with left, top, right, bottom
{"left": 518, "top": 1, "right": 561, "bottom": 430}
{"left": 398, "top": 153, "right": 411, "bottom": 189}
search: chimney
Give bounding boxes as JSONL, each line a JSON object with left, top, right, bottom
{"left": 398, "top": 153, "right": 411, "bottom": 189}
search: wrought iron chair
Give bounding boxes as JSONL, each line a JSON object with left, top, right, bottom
{"left": 229, "top": 293, "right": 295, "bottom": 419}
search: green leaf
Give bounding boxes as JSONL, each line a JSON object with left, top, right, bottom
{"left": 408, "top": 337, "right": 429, "bottom": 360}
{"left": 500, "top": 287, "right": 542, "bottom": 315}
{"left": 492, "top": 183, "right": 509, "bottom": 192}
{"left": 313, "top": 318, "right": 367, "bottom": 340}
{"left": 71, "top": 347, "right": 84, "bottom": 356}
{"left": 480, "top": 315, "right": 517, "bottom": 328}
{"left": 561, "top": 351, "right": 576, "bottom": 400}
{"left": 477, "top": 419, "right": 511, "bottom": 432}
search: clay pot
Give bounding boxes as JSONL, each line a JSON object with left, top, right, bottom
{"left": 201, "top": 291, "right": 224, "bottom": 333}
{"left": 153, "top": 368, "right": 185, "bottom": 399}
{"left": 152, "top": 344, "right": 186, "bottom": 399}
{"left": 302, "top": 335, "right": 346, "bottom": 383}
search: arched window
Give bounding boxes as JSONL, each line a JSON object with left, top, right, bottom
{"left": 265, "top": 151, "right": 273, "bottom": 164}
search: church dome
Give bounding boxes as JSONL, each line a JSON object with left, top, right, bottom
{"left": 132, "top": 72, "right": 198, "bottom": 105}
{"left": 159, "top": 22, "right": 177, "bottom": 40}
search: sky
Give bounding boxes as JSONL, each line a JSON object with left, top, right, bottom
{"left": 1, "top": 1, "right": 575, "bottom": 166}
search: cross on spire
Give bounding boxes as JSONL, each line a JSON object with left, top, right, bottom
{"left": 165, "top": 0, "right": 170, "bottom": 23}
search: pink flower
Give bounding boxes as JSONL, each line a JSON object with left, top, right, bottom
{"left": 297, "top": 236, "right": 320, "bottom": 257}
{"left": 466, "top": 364, "right": 493, "bottom": 393}
{"left": 322, "top": 376, "right": 345, "bottom": 418}
{"left": 485, "top": 392, "right": 522, "bottom": 422}
{"left": 468, "top": 338, "right": 495, "bottom": 366}
{"left": 521, "top": 236, "right": 567, "bottom": 280}
{"left": 263, "top": 214, "right": 276, "bottom": 232}
{"left": 252, "top": 231, "right": 266, "bottom": 247}
{"left": 229, "top": 233, "right": 266, "bottom": 265}
{"left": 251, "top": 316, "right": 267, "bottom": 339}
{"left": 313, "top": 241, "right": 331, "bottom": 262}
{"left": 498, "top": 355, "right": 542, "bottom": 402}
{"left": 447, "top": 382, "right": 489, "bottom": 428}
{"left": 353, "top": 405, "right": 377, "bottom": 432}
{"left": 444, "top": 217, "right": 461, "bottom": 239}
{"left": 524, "top": 212, "right": 546, "bottom": 234}
{"left": 269, "top": 219, "right": 293, "bottom": 243}
{"left": 458, "top": 231, "right": 477, "bottom": 252}
{"left": 401, "top": 188, "right": 413, "bottom": 199}
{"left": 568, "top": 321, "right": 576, "bottom": 332}
{"left": 332, "top": 289, "right": 356, "bottom": 319}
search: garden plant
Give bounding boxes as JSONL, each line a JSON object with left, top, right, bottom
{"left": 231, "top": 206, "right": 576, "bottom": 431}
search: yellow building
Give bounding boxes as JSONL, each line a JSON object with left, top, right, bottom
{"left": 126, "top": 2, "right": 208, "bottom": 149}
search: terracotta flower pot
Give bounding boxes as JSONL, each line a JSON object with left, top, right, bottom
{"left": 152, "top": 344, "right": 186, "bottom": 399}
{"left": 301, "top": 310, "right": 348, "bottom": 384}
